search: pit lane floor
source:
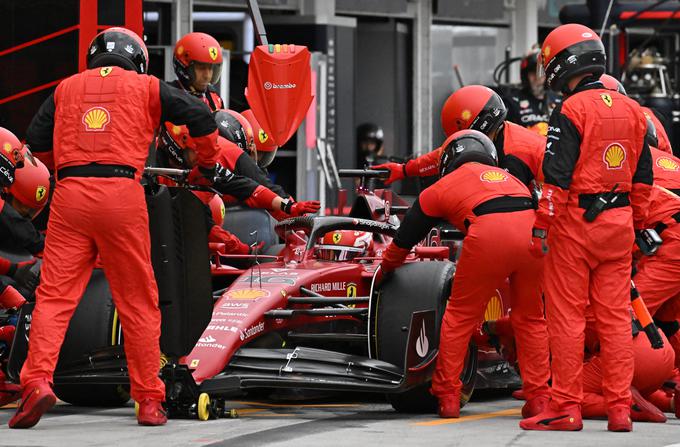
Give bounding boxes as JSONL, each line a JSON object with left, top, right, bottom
{"left": 0, "top": 392, "right": 679, "bottom": 447}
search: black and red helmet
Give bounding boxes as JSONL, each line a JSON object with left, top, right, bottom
{"left": 540, "top": 23, "right": 605, "bottom": 93}
{"left": 157, "top": 122, "right": 193, "bottom": 166}
{"left": 439, "top": 129, "right": 498, "bottom": 178}
{"left": 214, "top": 109, "right": 255, "bottom": 155}
{"left": 600, "top": 73, "right": 627, "bottom": 95}
{"left": 440, "top": 85, "right": 507, "bottom": 138}
{"left": 86, "top": 27, "right": 149, "bottom": 74}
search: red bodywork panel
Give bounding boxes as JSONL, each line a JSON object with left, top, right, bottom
{"left": 188, "top": 260, "right": 373, "bottom": 384}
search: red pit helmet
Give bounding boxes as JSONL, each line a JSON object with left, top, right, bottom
{"left": 599, "top": 73, "right": 627, "bottom": 95}
{"left": 8, "top": 149, "right": 50, "bottom": 217}
{"left": 316, "top": 230, "right": 374, "bottom": 262}
{"left": 0, "top": 127, "right": 25, "bottom": 188}
{"left": 208, "top": 194, "right": 225, "bottom": 227}
{"left": 539, "top": 23, "right": 605, "bottom": 93}
{"left": 440, "top": 85, "right": 507, "bottom": 138}
{"left": 173, "top": 32, "right": 223, "bottom": 89}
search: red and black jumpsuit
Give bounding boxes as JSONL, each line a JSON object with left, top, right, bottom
{"left": 631, "top": 148, "right": 680, "bottom": 367}
{"left": 642, "top": 107, "right": 672, "bottom": 155}
{"left": 22, "top": 66, "right": 220, "bottom": 402}
{"left": 535, "top": 81, "right": 653, "bottom": 412}
{"left": 383, "top": 162, "right": 550, "bottom": 401}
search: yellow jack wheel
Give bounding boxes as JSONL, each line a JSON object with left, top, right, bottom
{"left": 197, "top": 393, "right": 211, "bottom": 421}
{"left": 134, "top": 401, "right": 139, "bottom": 417}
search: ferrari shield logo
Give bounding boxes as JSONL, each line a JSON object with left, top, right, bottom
{"left": 601, "top": 93, "right": 613, "bottom": 107}
{"left": 208, "top": 47, "right": 219, "bottom": 61}
{"left": 35, "top": 186, "right": 47, "bottom": 203}
{"left": 258, "top": 128, "right": 269, "bottom": 143}
{"left": 2, "top": 142, "right": 11, "bottom": 153}
{"left": 332, "top": 232, "right": 342, "bottom": 244}
{"left": 346, "top": 283, "right": 357, "bottom": 298}
{"left": 100, "top": 66, "right": 113, "bottom": 77}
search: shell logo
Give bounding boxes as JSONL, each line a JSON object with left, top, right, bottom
{"left": 600, "top": 93, "right": 613, "bottom": 108}
{"left": 208, "top": 47, "right": 219, "bottom": 61}
{"left": 603, "top": 143, "right": 626, "bottom": 170}
{"left": 258, "top": 128, "right": 269, "bottom": 144}
{"left": 332, "top": 232, "right": 342, "bottom": 244}
{"left": 35, "top": 186, "right": 47, "bottom": 203}
{"left": 484, "top": 294, "right": 503, "bottom": 321}
{"left": 2, "top": 142, "right": 11, "bottom": 153}
{"left": 226, "top": 288, "right": 270, "bottom": 300}
{"left": 480, "top": 170, "right": 508, "bottom": 183}
{"left": 529, "top": 122, "right": 549, "bottom": 136}
{"left": 82, "top": 107, "right": 110, "bottom": 131}
{"left": 656, "top": 157, "right": 679, "bottom": 171}
{"left": 176, "top": 46, "right": 184, "bottom": 55}
{"left": 461, "top": 110, "right": 472, "bottom": 121}
{"left": 543, "top": 46, "right": 551, "bottom": 59}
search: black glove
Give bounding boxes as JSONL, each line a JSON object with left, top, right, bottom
{"left": 11, "top": 259, "right": 39, "bottom": 292}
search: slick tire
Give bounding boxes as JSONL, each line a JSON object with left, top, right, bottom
{"left": 53, "top": 269, "right": 130, "bottom": 407}
{"left": 374, "top": 261, "right": 477, "bottom": 413}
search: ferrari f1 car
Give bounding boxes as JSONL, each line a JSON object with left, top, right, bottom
{"left": 1, "top": 168, "right": 518, "bottom": 420}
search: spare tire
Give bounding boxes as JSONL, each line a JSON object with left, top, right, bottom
{"left": 53, "top": 269, "right": 130, "bottom": 407}
{"left": 373, "top": 261, "right": 477, "bottom": 413}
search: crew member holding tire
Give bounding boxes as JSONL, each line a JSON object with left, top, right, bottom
{"left": 380, "top": 130, "right": 550, "bottom": 419}
{"left": 11, "top": 27, "right": 222, "bottom": 428}
{"left": 373, "top": 85, "right": 547, "bottom": 191}
{"left": 520, "top": 24, "right": 653, "bottom": 432}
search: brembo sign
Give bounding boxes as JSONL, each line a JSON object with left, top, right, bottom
{"left": 263, "top": 81, "right": 297, "bottom": 90}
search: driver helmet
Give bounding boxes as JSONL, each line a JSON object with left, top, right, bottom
{"left": 241, "top": 109, "right": 278, "bottom": 168}
{"left": 7, "top": 148, "right": 50, "bottom": 219}
{"left": 0, "top": 127, "right": 25, "bottom": 188}
{"left": 173, "top": 32, "right": 223, "bottom": 90}
{"left": 316, "top": 230, "right": 374, "bottom": 262}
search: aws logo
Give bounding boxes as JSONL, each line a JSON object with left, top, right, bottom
{"left": 656, "top": 157, "right": 679, "bottom": 172}
{"left": 480, "top": 170, "right": 508, "bottom": 183}
{"left": 82, "top": 107, "right": 110, "bottom": 131}
{"left": 603, "top": 143, "right": 626, "bottom": 170}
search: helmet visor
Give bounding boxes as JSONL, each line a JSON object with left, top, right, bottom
{"left": 189, "top": 62, "right": 223, "bottom": 87}
{"left": 536, "top": 51, "right": 546, "bottom": 79}
{"left": 315, "top": 245, "right": 364, "bottom": 262}
{"left": 257, "top": 148, "right": 277, "bottom": 168}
